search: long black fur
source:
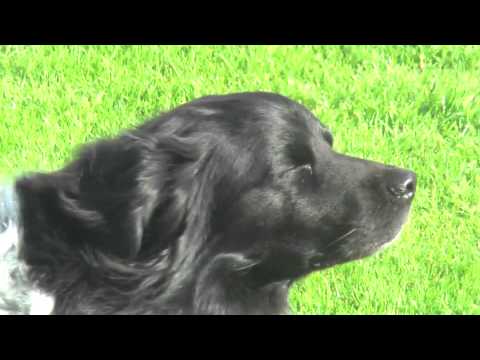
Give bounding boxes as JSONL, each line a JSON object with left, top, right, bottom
{"left": 14, "top": 92, "right": 416, "bottom": 314}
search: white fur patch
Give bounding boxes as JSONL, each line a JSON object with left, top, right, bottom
{"left": 0, "top": 221, "right": 18, "bottom": 256}
{"left": 29, "top": 290, "right": 55, "bottom": 315}
{"left": 1, "top": 186, "right": 55, "bottom": 315}
{"left": 0, "top": 221, "right": 55, "bottom": 315}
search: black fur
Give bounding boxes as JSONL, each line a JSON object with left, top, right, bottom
{"left": 15, "top": 92, "right": 416, "bottom": 314}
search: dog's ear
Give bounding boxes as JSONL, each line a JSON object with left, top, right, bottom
{"left": 16, "top": 136, "right": 167, "bottom": 260}
{"left": 16, "top": 128, "right": 228, "bottom": 263}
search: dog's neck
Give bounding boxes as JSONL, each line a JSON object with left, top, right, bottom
{"left": 0, "top": 183, "right": 55, "bottom": 315}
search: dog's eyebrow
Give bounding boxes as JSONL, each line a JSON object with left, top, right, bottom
{"left": 322, "top": 130, "right": 333, "bottom": 146}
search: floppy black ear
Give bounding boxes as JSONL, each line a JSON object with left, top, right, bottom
{"left": 16, "top": 125, "right": 228, "bottom": 263}
{"left": 16, "top": 136, "right": 165, "bottom": 260}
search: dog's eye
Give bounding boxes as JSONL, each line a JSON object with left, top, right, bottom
{"left": 324, "top": 131, "right": 333, "bottom": 147}
{"left": 279, "top": 163, "right": 314, "bottom": 180}
{"left": 293, "top": 163, "right": 316, "bottom": 189}
{"left": 298, "top": 164, "right": 313, "bottom": 177}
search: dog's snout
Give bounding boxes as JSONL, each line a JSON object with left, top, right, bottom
{"left": 386, "top": 170, "right": 416, "bottom": 199}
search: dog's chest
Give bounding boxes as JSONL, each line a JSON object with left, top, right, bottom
{"left": 0, "top": 185, "right": 55, "bottom": 315}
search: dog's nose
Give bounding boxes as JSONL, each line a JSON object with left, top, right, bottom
{"left": 386, "top": 170, "right": 416, "bottom": 199}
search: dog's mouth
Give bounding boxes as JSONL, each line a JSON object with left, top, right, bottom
{"left": 309, "top": 209, "right": 411, "bottom": 270}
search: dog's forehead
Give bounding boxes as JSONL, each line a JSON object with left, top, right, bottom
{"left": 252, "top": 101, "right": 334, "bottom": 171}
{"left": 188, "top": 92, "right": 332, "bottom": 144}
{"left": 269, "top": 96, "right": 332, "bottom": 141}
{"left": 271, "top": 104, "right": 332, "bottom": 145}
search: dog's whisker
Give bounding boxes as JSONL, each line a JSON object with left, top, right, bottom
{"left": 325, "top": 228, "right": 358, "bottom": 249}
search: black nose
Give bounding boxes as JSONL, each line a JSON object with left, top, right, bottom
{"left": 386, "top": 170, "right": 416, "bottom": 199}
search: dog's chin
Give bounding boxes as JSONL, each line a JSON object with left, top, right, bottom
{"left": 356, "top": 224, "right": 405, "bottom": 258}
{"left": 362, "top": 204, "right": 412, "bottom": 255}
{"left": 310, "top": 209, "right": 411, "bottom": 272}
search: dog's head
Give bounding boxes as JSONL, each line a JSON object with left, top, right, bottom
{"left": 184, "top": 93, "right": 416, "bottom": 286}
{"left": 15, "top": 92, "right": 415, "bottom": 313}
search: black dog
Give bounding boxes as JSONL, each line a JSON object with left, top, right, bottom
{"left": 5, "top": 92, "right": 416, "bottom": 314}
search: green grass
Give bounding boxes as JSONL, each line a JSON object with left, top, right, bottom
{"left": 1, "top": 45, "right": 478, "bottom": 314}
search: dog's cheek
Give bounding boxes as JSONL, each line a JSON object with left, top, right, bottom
{"left": 215, "top": 187, "right": 290, "bottom": 253}
{"left": 235, "top": 188, "right": 289, "bottom": 230}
